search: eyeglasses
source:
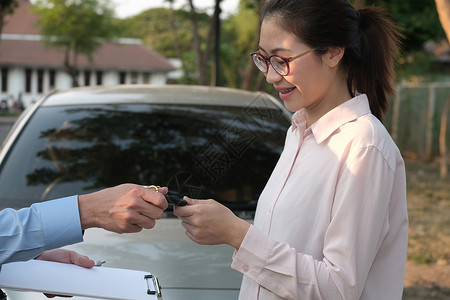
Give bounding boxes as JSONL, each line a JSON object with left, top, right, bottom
{"left": 250, "top": 48, "right": 321, "bottom": 76}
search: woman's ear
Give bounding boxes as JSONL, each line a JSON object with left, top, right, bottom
{"left": 325, "top": 47, "right": 345, "bottom": 68}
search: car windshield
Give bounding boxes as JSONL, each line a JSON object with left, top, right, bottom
{"left": 0, "top": 103, "right": 289, "bottom": 216}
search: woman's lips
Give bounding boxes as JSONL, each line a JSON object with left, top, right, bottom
{"left": 278, "top": 87, "right": 296, "bottom": 100}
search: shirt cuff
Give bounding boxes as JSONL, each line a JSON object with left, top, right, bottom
{"left": 38, "top": 195, "right": 84, "bottom": 250}
{"left": 231, "top": 225, "right": 276, "bottom": 279}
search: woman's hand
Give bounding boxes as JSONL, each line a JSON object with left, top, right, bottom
{"left": 173, "top": 197, "right": 250, "bottom": 249}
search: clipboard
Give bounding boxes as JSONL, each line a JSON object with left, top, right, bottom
{"left": 0, "top": 260, "right": 162, "bottom": 299}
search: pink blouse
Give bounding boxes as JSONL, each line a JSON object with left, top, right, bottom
{"left": 231, "top": 94, "right": 408, "bottom": 299}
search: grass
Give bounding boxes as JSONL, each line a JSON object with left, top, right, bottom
{"left": 0, "top": 111, "right": 20, "bottom": 117}
{"left": 403, "top": 158, "right": 450, "bottom": 299}
{"left": 406, "top": 158, "right": 450, "bottom": 265}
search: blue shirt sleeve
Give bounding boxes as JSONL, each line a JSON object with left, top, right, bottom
{"left": 0, "top": 196, "right": 84, "bottom": 266}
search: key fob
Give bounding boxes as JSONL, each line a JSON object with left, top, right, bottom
{"left": 165, "top": 191, "right": 187, "bottom": 206}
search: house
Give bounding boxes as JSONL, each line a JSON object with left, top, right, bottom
{"left": 0, "top": 0, "right": 176, "bottom": 108}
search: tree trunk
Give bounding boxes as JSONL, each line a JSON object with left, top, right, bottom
{"left": 167, "top": 1, "right": 190, "bottom": 82}
{"left": 241, "top": 0, "right": 264, "bottom": 91}
{"left": 435, "top": 0, "right": 450, "bottom": 177}
{"left": 439, "top": 97, "right": 449, "bottom": 179}
{"left": 210, "top": 0, "right": 222, "bottom": 86}
{"left": 436, "top": 0, "right": 450, "bottom": 39}
{"left": 64, "top": 47, "right": 79, "bottom": 87}
{"left": 187, "top": 0, "right": 206, "bottom": 85}
{"left": 203, "top": 0, "right": 218, "bottom": 85}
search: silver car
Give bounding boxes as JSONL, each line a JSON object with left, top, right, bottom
{"left": 0, "top": 85, "right": 291, "bottom": 300}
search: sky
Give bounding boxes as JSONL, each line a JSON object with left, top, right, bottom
{"left": 112, "top": 0, "right": 240, "bottom": 19}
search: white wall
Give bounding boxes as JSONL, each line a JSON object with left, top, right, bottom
{"left": 103, "top": 71, "right": 119, "bottom": 86}
{"left": 55, "top": 70, "right": 72, "bottom": 91}
{"left": 0, "top": 66, "right": 169, "bottom": 108}
{"left": 150, "top": 73, "right": 167, "bottom": 85}
{"left": 8, "top": 67, "right": 24, "bottom": 96}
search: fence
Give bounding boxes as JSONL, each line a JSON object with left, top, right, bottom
{"left": 385, "top": 81, "right": 450, "bottom": 178}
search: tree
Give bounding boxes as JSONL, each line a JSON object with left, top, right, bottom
{"left": 0, "top": 0, "right": 18, "bottom": 38}
{"left": 187, "top": 0, "right": 206, "bottom": 85}
{"left": 33, "top": 0, "right": 117, "bottom": 87}
{"left": 210, "top": 0, "right": 222, "bottom": 86}
{"left": 235, "top": 0, "right": 264, "bottom": 91}
{"left": 366, "top": 0, "right": 444, "bottom": 51}
{"left": 187, "top": 0, "right": 222, "bottom": 85}
{"left": 435, "top": 0, "right": 450, "bottom": 179}
{"left": 435, "top": 0, "right": 450, "bottom": 38}
{"left": 165, "top": 0, "right": 190, "bottom": 81}
{"left": 116, "top": 7, "right": 210, "bottom": 84}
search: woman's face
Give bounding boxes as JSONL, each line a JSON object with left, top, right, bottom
{"left": 258, "top": 17, "right": 343, "bottom": 116}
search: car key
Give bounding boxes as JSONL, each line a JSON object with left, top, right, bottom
{"left": 165, "top": 190, "right": 187, "bottom": 206}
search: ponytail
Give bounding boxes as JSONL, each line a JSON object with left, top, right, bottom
{"left": 352, "top": 7, "right": 403, "bottom": 121}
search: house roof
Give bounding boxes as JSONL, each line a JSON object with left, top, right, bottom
{"left": 2, "top": 0, "right": 40, "bottom": 35}
{"left": 0, "top": 0, "right": 175, "bottom": 72}
{"left": 0, "top": 39, "right": 176, "bottom": 71}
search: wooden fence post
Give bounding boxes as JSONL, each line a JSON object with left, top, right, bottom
{"left": 425, "top": 85, "right": 436, "bottom": 160}
{"left": 391, "top": 86, "right": 401, "bottom": 142}
{"left": 440, "top": 97, "right": 449, "bottom": 179}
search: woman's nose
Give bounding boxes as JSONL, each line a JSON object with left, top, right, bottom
{"left": 264, "top": 64, "right": 283, "bottom": 84}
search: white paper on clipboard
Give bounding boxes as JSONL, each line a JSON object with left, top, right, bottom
{"left": 0, "top": 260, "right": 161, "bottom": 299}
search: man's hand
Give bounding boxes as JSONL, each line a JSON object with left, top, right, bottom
{"left": 36, "top": 249, "right": 94, "bottom": 268}
{"left": 36, "top": 249, "right": 95, "bottom": 298}
{"left": 78, "top": 184, "right": 169, "bottom": 233}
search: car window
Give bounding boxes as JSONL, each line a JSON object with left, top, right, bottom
{"left": 0, "top": 103, "right": 289, "bottom": 217}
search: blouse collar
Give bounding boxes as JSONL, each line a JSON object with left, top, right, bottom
{"left": 291, "top": 94, "right": 372, "bottom": 144}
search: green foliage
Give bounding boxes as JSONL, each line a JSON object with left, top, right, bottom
{"left": 115, "top": 7, "right": 210, "bottom": 83}
{"left": 220, "top": 3, "right": 259, "bottom": 87}
{"left": 396, "top": 51, "right": 443, "bottom": 82}
{"left": 223, "top": 7, "right": 258, "bottom": 54}
{"left": 33, "top": 0, "right": 118, "bottom": 58}
{"left": 29, "top": 0, "right": 448, "bottom": 87}
{"left": 365, "top": 0, "right": 445, "bottom": 51}
{"left": 364, "top": 0, "right": 447, "bottom": 81}
{"left": 0, "top": 0, "right": 18, "bottom": 15}
{"left": 116, "top": 8, "right": 187, "bottom": 57}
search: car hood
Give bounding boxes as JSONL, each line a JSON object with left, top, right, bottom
{"left": 4, "top": 218, "right": 242, "bottom": 300}
{"left": 68, "top": 218, "right": 242, "bottom": 299}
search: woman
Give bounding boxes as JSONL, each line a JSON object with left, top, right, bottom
{"left": 174, "top": 0, "right": 408, "bottom": 299}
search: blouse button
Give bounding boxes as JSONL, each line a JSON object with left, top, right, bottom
{"left": 242, "top": 264, "right": 249, "bottom": 272}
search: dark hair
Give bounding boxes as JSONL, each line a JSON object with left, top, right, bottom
{"left": 262, "top": 0, "right": 403, "bottom": 121}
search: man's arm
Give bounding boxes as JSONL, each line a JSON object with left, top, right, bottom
{"left": 0, "top": 184, "right": 168, "bottom": 266}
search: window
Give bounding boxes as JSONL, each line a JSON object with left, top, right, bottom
{"left": 131, "top": 72, "right": 138, "bottom": 84}
{"left": 25, "top": 69, "right": 32, "bottom": 93}
{"left": 49, "top": 69, "right": 56, "bottom": 89}
{"left": 119, "top": 72, "right": 126, "bottom": 84}
{"left": 0, "top": 102, "right": 289, "bottom": 212}
{"left": 96, "top": 71, "right": 102, "bottom": 85}
{"left": 143, "top": 73, "right": 150, "bottom": 84}
{"left": 37, "top": 69, "right": 44, "bottom": 93}
{"left": 84, "top": 70, "right": 91, "bottom": 86}
{"left": 1, "top": 68, "right": 8, "bottom": 92}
